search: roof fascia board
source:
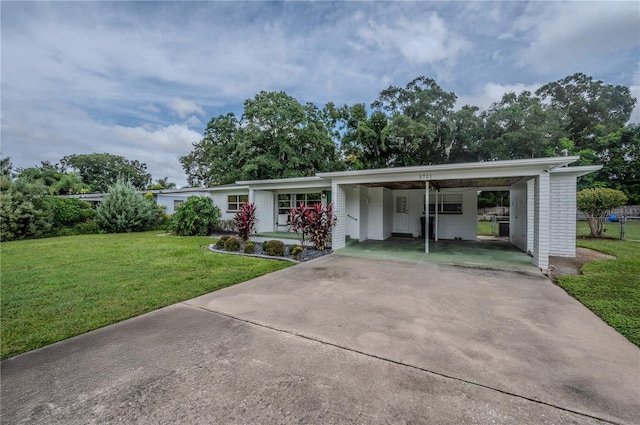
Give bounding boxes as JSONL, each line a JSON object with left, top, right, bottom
{"left": 550, "top": 165, "right": 603, "bottom": 177}
{"left": 236, "top": 176, "right": 324, "bottom": 185}
{"left": 318, "top": 156, "right": 579, "bottom": 179}
{"left": 248, "top": 180, "right": 330, "bottom": 191}
{"left": 329, "top": 164, "right": 556, "bottom": 186}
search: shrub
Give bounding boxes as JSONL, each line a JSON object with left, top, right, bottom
{"left": 265, "top": 240, "right": 285, "bottom": 257}
{"left": 290, "top": 245, "right": 303, "bottom": 260}
{"left": 234, "top": 202, "right": 257, "bottom": 242}
{"left": 244, "top": 241, "right": 256, "bottom": 254}
{"left": 262, "top": 240, "right": 268, "bottom": 251}
{"left": 215, "top": 235, "right": 231, "bottom": 250}
{"left": 95, "top": 180, "right": 155, "bottom": 233}
{"left": 224, "top": 236, "right": 241, "bottom": 252}
{"left": 0, "top": 182, "right": 53, "bottom": 241}
{"left": 289, "top": 202, "right": 337, "bottom": 250}
{"left": 51, "top": 197, "right": 94, "bottom": 228}
{"left": 170, "top": 196, "right": 221, "bottom": 236}
{"left": 577, "top": 188, "right": 628, "bottom": 237}
{"left": 289, "top": 244, "right": 301, "bottom": 254}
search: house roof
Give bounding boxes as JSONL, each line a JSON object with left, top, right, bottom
{"left": 317, "top": 156, "right": 590, "bottom": 190}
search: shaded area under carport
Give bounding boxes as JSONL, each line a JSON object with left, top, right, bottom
{"left": 335, "top": 237, "right": 540, "bottom": 273}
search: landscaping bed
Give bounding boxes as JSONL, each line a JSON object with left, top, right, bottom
{"left": 210, "top": 237, "right": 332, "bottom": 262}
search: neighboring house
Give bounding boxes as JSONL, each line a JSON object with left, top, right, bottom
{"left": 66, "top": 156, "right": 600, "bottom": 270}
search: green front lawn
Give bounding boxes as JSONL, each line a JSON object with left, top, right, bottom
{"left": 557, "top": 237, "right": 640, "bottom": 347}
{"left": 1, "top": 232, "right": 292, "bottom": 359}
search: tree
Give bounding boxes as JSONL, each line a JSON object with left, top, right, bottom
{"left": 60, "top": 153, "right": 151, "bottom": 193}
{"left": 95, "top": 180, "right": 155, "bottom": 233}
{"left": 447, "top": 105, "right": 484, "bottom": 163}
{"left": 481, "top": 91, "right": 565, "bottom": 160}
{"left": 235, "top": 91, "right": 340, "bottom": 181}
{"left": 536, "top": 73, "right": 636, "bottom": 151}
{"left": 170, "top": 196, "right": 221, "bottom": 236}
{"left": 180, "top": 113, "right": 241, "bottom": 186}
{"left": 576, "top": 188, "right": 627, "bottom": 237}
{"left": 589, "top": 124, "right": 640, "bottom": 204}
{"left": 181, "top": 92, "right": 341, "bottom": 186}
{"left": 339, "top": 104, "right": 390, "bottom": 169}
{"left": 148, "top": 177, "right": 177, "bottom": 190}
{"left": 372, "top": 76, "right": 457, "bottom": 165}
{"left": 15, "top": 162, "right": 89, "bottom": 195}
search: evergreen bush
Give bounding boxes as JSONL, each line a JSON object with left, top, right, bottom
{"left": 265, "top": 240, "right": 285, "bottom": 256}
{"left": 95, "top": 180, "right": 155, "bottom": 233}
{"left": 224, "top": 236, "right": 241, "bottom": 252}
{"left": 244, "top": 241, "right": 256, "bottom": 254}
{"left": 215, "top": 235, "right": 231, "bottom": 249}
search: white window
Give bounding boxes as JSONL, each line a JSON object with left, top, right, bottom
{"left": 227, "top": 194, "right": 248, "bottom": 211}
{"left": 173, "top": 200, "right": 184, "bottom": 211}
{"left": 427, "top": 193, "right": 463, "bottom": 214}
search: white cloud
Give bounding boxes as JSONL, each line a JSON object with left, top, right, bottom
{"left": 168, "top": 98, "right": 205, "bottom": 119}
{"left": 515, "top": 2, "right": 639, "bottom": 73}
{"left": 355, "top": 13, "right": 470, "bottom": 66}
{"left": 456, "top": 82, "right": 542, "bottom": 111}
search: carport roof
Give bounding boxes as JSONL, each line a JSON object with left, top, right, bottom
{"left": 317, "top": 156, "right": 586, "bottom": 189}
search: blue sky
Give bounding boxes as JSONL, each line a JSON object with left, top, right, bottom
{"left": 2, "top": 1, "right": 639, "bottom": 188}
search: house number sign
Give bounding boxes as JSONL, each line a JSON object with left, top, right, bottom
{"left": 418, "top": 174, "right": 433, "bottom": 180}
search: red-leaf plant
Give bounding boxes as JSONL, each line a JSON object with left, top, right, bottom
{"left": 234, "top": 202, "right": 257, "bottom": 242}
{"left": 289, "top": 202, "right": 337, "bottom": 251}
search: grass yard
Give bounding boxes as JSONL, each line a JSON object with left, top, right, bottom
{"left": 477, "top": 221, "right": 494, "bottom": 236}
{"left": 1, "top": 232, "right": 292, "bottom": 360}
{"left": 557, "top": 235, "right": 640, "bottom": 347}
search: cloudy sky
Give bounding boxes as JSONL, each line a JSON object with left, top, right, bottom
{"left": 2, "top": 1, "right": 639, "bottom": 188}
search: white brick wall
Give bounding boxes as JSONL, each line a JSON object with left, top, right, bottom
{"left": 331, "top": 182, "right": 346, "bottom": 249}
{"left": 533, "top": 172, "right": 550, "bottom": 269}
{"left": 549, "top": 175, "right": 577, "bottom": 257}
{"left": 527, "top": 179, "right": 535, "bottom": 255}
{"left": 254, "top": 191, "right": 274, "bottom": 233}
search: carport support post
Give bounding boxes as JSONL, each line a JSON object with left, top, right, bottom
{"left": 425, "top": 181, "right": 429, "bottom": 254}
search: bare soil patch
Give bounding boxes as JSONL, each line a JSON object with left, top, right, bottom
{"left": 549, "top": 247, "right": 615, "bottom": 281}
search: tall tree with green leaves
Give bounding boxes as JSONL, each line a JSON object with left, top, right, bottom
{"left": 180, "top": 113, "right": 240, "bottom": 186}
{"left": 481, "top": 91, "right": 565, "bottom": 160}
{"left": 339, "top": 104, "right": 389, "bottom": 169}
{"left": 536, "top": 72, "right": 636, "bottom": 151}
{"left": 372, "top": 76, "right": 457, "bottom": 165}
{"left": 181, "top": 91, "right": 341, "bottom": 185}
{"left": 60, "top": 153, "right": 151, "bottom": 193}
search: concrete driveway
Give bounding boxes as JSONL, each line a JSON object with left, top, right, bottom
{"left": 2, "top": 255, "right": 639, "bottom": 424}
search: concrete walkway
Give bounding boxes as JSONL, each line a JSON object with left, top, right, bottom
{"left": 2, "top": 256, "right": 639, "bottom": 424}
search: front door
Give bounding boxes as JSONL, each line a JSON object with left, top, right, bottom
{"left": 394, "top": 196, "right": 409, "bottom": 232}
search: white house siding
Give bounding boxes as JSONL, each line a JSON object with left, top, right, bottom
{"left": 156, "top": 191, "right": 212, "bottom": 214}
{"left": 510, "top": 181, "right": 528, "bottom": 252}
{"left": 344, "top": 186, "right": 360, "bottom": 240}
{"left": 549, "top": 174, "right": 577, "bottom": 257}
{"left": 254, "top": 191, "right": 275, "bottom": 234}
{"left": 331, "top": 182, "right": 347, "bottom": 249}
{"left": 533, "top": 173, "right": 551, "bottom": 269}
{"left": 358, "top": 186, "right": 369, "bottom": 242}
{"left": 433, "top": 189, "right": 478, "bottom": 241}
{"left": 527, "top": 179, "right": 535, "bottom": 255}
{"left": 383, "top": 188, "right": 394, "bottom": 239}
{"left": 367, "top": 187, "right": 385, "bottom": 240}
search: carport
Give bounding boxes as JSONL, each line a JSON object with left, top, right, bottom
{"left": 336, "top": 237, "right": 539, "bottom": 273}
{"left": 318, "top": 157, "right": 601, "bottom": 270}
